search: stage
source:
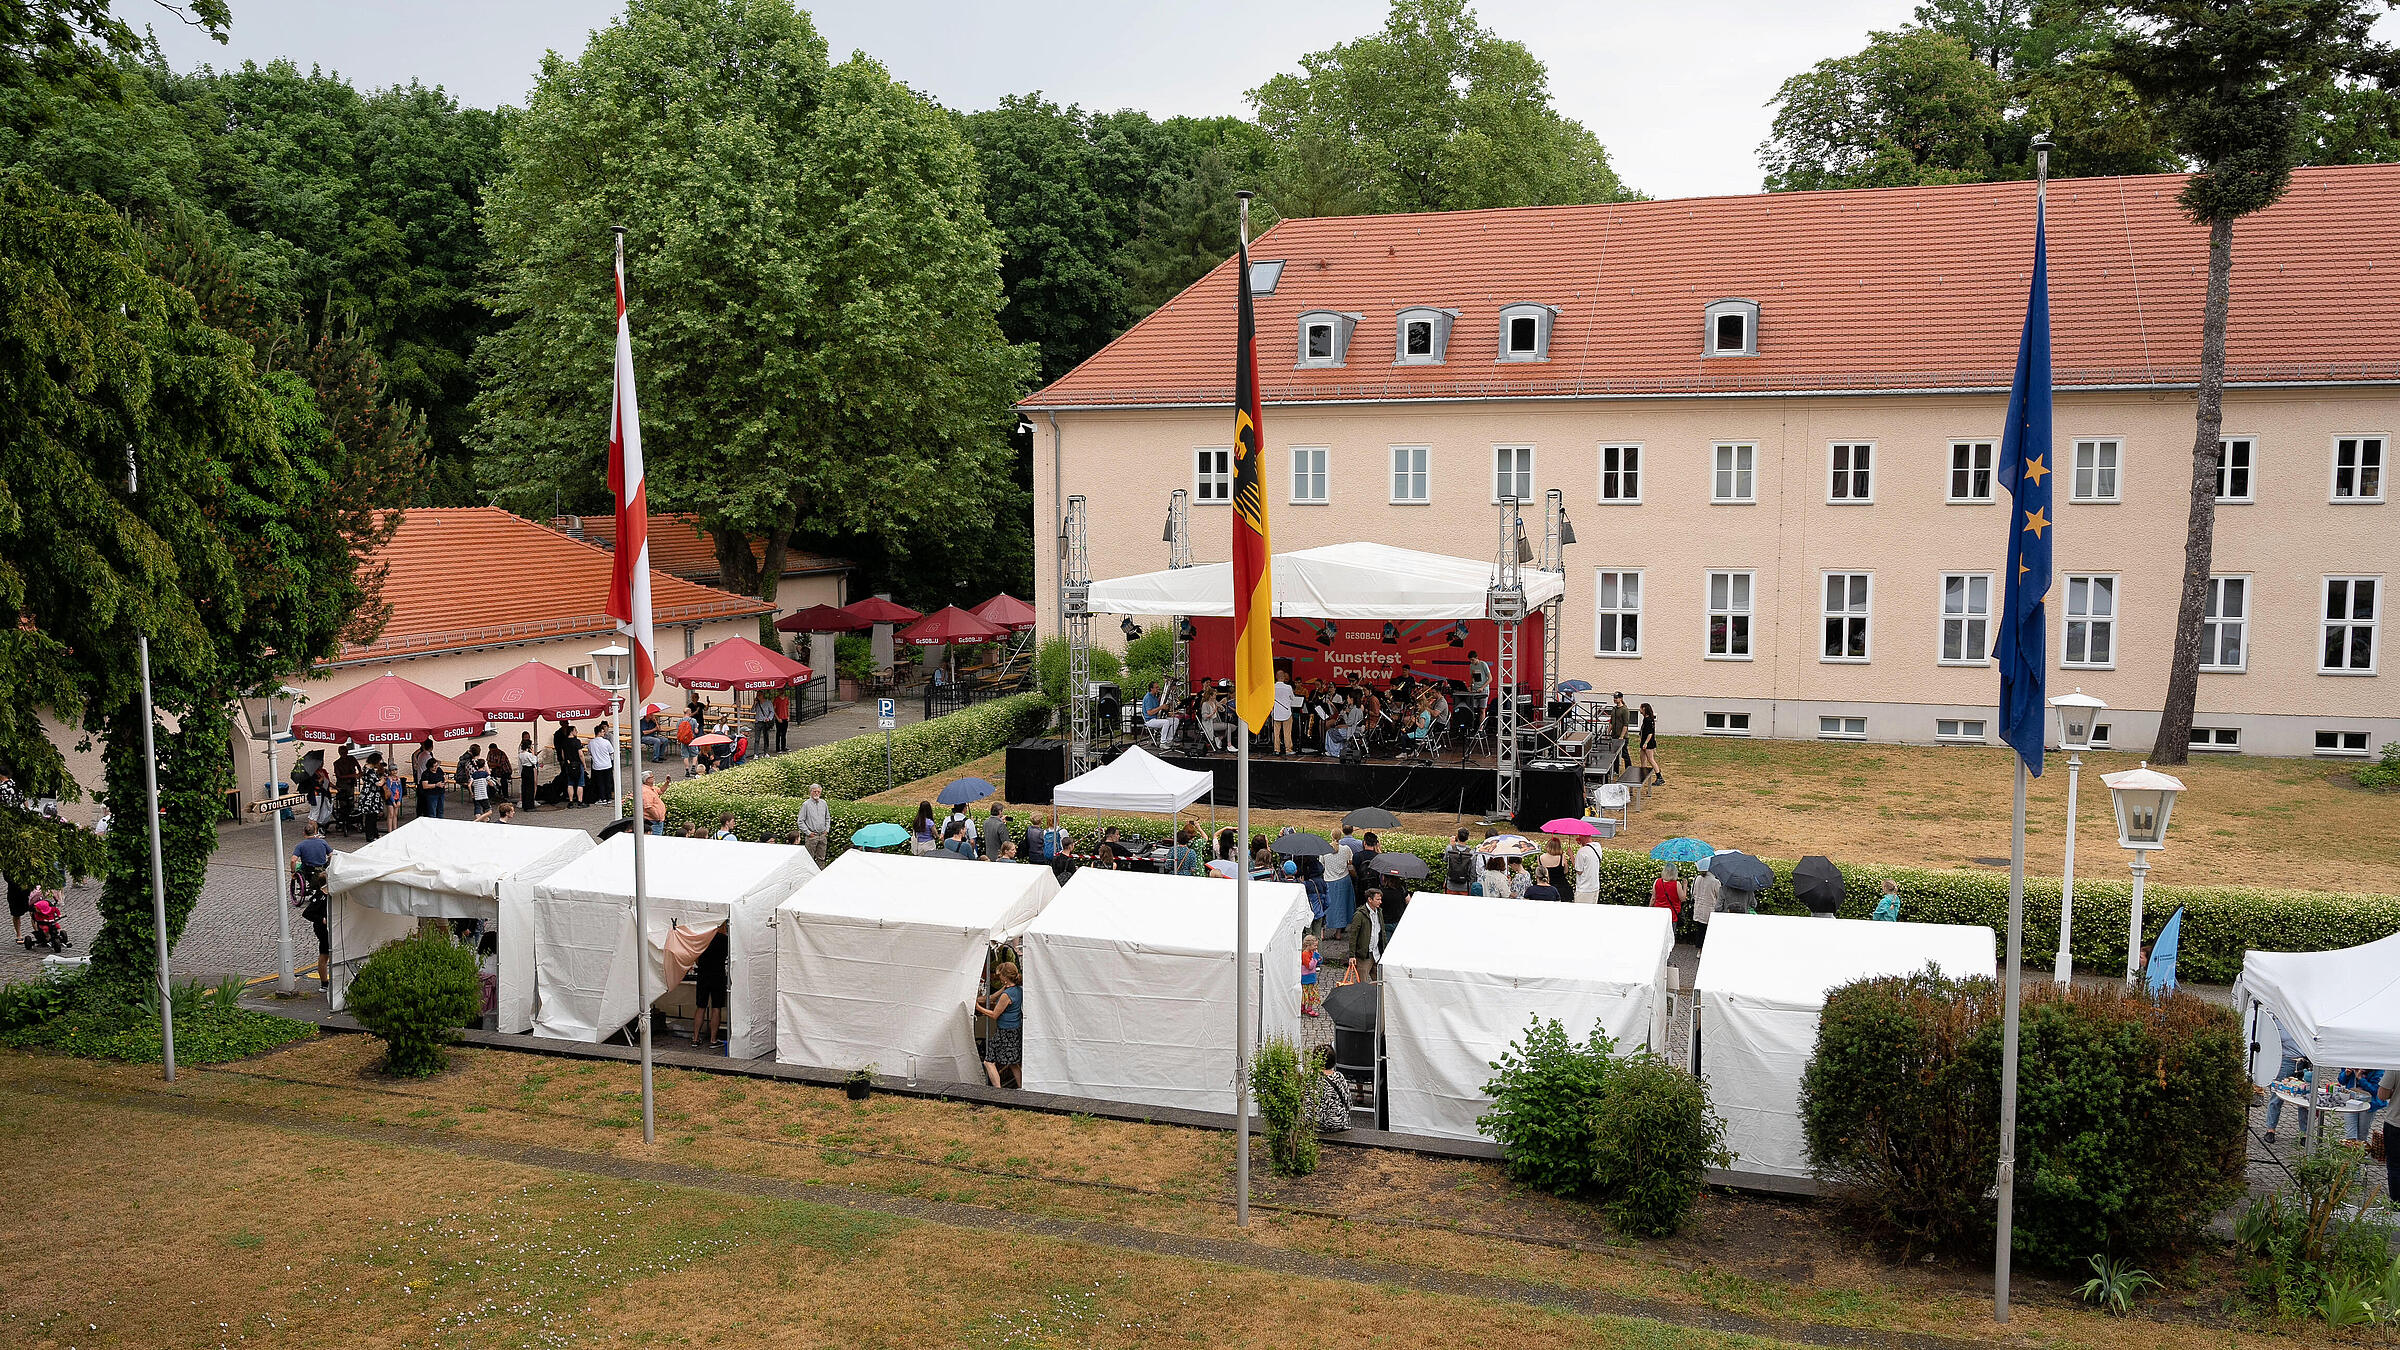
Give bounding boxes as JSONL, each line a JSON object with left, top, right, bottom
{"left": 1164, "top": 749, "right": 1502, "bottom": 816}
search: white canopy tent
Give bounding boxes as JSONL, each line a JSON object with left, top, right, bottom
{"left": 321, "top": 818, "right": 593, "bottom": 1031}
{"left": 1020, "top": 870, "right": 1308, "bottom": 1115}
{"left": 2235, "top": 935, "right": 2400, "bottom": 1080}
{"left": 1052, "top": 745, "right": 1214, "bottom": 814}
{"left": 1695, "top": 913, "right": 1996, "bottom": 1178}
{"left": 775, "top": 851, "right": 1060, "bottom": 1081}
{"left": 529, "top": 834, "right": 818, "bottom": 1058}
{"left": 1382, "top": 895, "right": 1676, "bottom": 1142}
{"left": 1087, "top": 541, "right": 1566, "bottom": 619}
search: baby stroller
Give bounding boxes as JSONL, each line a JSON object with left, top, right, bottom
{"left": 23, "top": 890, "right": 68, "bottom": 952}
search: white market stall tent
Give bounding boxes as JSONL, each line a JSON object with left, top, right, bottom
{"left": 1087, "top": 541, "right": 1567, "bottom": 620}
{"left": 321, "top": 817, "right": 594, "bottom": 1031}
{"left": 775, "top": 851, "right": 1060, "bottom": 1082}
{"left": 2235, "top": 934, "right": 2400, "bottom": 1082}
{"left": 1382, "top": 895, "right": 1676, "bottom": 1143}
{"left": 1695, "top": 913, "right": 1996, "bottom": 1179}
{"left": 1020, "top": 870, "right": 1308, "bottom": 1116}
{"left": 529, "top": 834, "right": 817, "bottom": 1058}
{"left": 1052, "top": 745, "right": 1214, "bottom": 814}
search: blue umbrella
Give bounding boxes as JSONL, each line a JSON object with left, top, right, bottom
{"left": 850, "top": 822, "right": 910, "bottom": 849}
{"left": 935, "top": 776, "right": 997, "bottom": 806}
{"left": 1556, "top": 680, "right": 1593, "bottom": 696}
{"left": 2145, "top": 908, "right": 2184, "bottom": 996}
{"left": 1649, "top": 837, "right": 1715, "bottom": 863}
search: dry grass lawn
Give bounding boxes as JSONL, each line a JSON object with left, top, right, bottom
{"left": 0, "top": 1039, "right": 2309, "bottom": 1349}
{"left": 866, "top": 737, "right": 2397, "bottom": 892}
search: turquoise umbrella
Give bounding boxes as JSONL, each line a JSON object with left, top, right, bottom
{"left": 1649, "top": 837, "right": 1715, "bottom": 863}
{"left": 850, "top": 822, "right": 910, "bottom": 849}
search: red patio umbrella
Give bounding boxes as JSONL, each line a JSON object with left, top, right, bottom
{"left": 970, "top": 593, "right": 1038, "bottom": 632}
{"left": 774, "top": 603, "right": 873, "bottom": 634}
{"left": 899, "top": 606, "right": 1007, "bottom": 684}
{"left": 459, "top": 660, "right": 616, "bottom": 722}
{"left": 292, "top": 673, "right": 490, "bottom": 746}
{"left": 659, "top": 636, "right": 812, "bottom": 692}
{"left": 841, "top": 597, "right": 923, "bottom": 626}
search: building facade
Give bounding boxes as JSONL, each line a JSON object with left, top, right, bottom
{"left": 1022, "top": 167, "right": 2399, "bottom": 758}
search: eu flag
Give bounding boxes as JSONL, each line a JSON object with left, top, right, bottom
{"left": 1994, "top": 197, "right": 2052, "bottom": 777}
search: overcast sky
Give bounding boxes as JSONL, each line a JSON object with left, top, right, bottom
{"left": 124, "top": 0, "right": 1940, "bottom": 200}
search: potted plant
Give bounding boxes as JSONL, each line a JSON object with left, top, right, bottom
{"left": 835, "top": 636, "right": 874, "bottom": 703}
{"left": 844, "top": 1065, "right": 876, "bottom": 1100}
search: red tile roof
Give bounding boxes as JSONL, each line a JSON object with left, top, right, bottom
{"left": 330, "top": 508, "right": 773, "bottom": 667}
{"left": 550, "top": 513, "right": 851, "bottom": 584}
{"left": 1023, "top": 164, "right": 2400, "bottom": 407}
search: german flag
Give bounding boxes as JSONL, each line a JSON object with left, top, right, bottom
{"left": 1231, "top": 230, "right": 1273, "bottom": 733}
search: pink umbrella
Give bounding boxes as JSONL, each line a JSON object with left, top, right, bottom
{"left": 659, "top": 636, "right": 812, "bottom": 692}
{"left": 970, "top": 593, "right": 1039, "bottom": 632}
{"left": 460, "top": 660, "right": 616, "bottom": 722}
{"left": 1542, "top": 818, "right": 1602, "bottom": 836}
{"left": 292, "top": 673, "right": 489, "bottom": 746}
{"left": 899, "top": 605, "right": 1007, "bottom": 684}
{"left": 688, "top": 733, "right": 733, "bottom": 748}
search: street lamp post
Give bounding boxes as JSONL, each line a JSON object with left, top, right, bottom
{"left": 2101, "top": 762, "right": 2185, "bottom": 991}
{"left": 237, "top": 686, "right": 304, "bottom": 993}
{"left": 592, "top": 644, "right": 629, "bottom": 822}
{"left": 2047, "top": 689, "right": 2106, "bottom": 984}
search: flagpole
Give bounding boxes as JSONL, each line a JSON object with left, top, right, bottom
{"left": 1232, "top": 189, "right": 1255, "bottom": 1230}
{"left": 616, "top": 223, "right": 656, "bottom": 1146}
{"left": 1993, "top": 134, "right": 2048, "bottom": 1325}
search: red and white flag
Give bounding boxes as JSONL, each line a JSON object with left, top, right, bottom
{"left": 606, "top": 244, "right": 656, "bottom": 700}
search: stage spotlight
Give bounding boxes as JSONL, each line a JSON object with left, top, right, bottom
{"left": 1381, "top": 622, "right": 1399, "bottom": 645}
{"left": 1121, "top": 617, "right": 1143, "bottom": 641}
{"left": 1446, "top": 621, "right": 1467, "bottom": 648}
{"left": 1313, "top": 620, "right": 1337, "bottom": 649}
{"left": 1177, "top": 617, "right": 1197, "bottom": 641}
{"left": 1514, "top": 526, "right": 1534, "bottom": 565}
{"left": 1161, "top": 510, "right": 1177, "bottom": 544}
{"left": 1558, "top": 509, "right": 1577, "bottom": 546}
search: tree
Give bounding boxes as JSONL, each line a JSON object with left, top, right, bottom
{"left": 0, "top": 0, "right": 223, "bottom": 99}
{"left": 2093, "top": 0, "right": 2395, "bottom": 763}
{"left": 473, "top": 0, "right": 1033, "bottom": 645}
{"left": 1248, "top": 0, "right": 1636, "bottom": 214}
{"left": 1760, "top": 29, "right": 2009, "bottom": 190}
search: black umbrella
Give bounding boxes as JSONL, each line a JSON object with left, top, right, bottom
{"left": 1272, "top": 832, "right": 1335, "bottom": 857}
{"left": 1793, "top": 855, "right": 1845, "bottom": 915}
{"left": 1324, "top": 979, "right": 1378, "bottom": 1031}
{"left": 1707, "top": 851, "right": 1774, "bottom": 894}
{"left": 1370, "top": 852, "right": 1429, "bottom": 880}
{"left": 1343, "top": 806, "right": 1401, "bottom": 829}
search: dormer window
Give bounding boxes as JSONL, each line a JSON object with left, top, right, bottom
{"left": 1296, "top": 310, "right": 1359, "bottom": 368}
{"left": 1497, "top": 303, "right": 1557, "bottom": 362}
{"left": 1705, "top": 298, "right": 1759, "bottom": 357}
{"left": 1393, "top": 306, "right": 1458, "bottom": 365}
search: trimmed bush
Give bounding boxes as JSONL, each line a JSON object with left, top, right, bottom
{"left": 0, "top": 968, "right": 313, "bottom": 1064}
{"left": 1036, "top": 637, "right": 1120, "bottom": 708}
{"left": 346, "top": 930, "right": 483, "bottom": 1077}
{"left": 1587, "top": 1058, "right": 1729, "bottom": 1237}
{"left": 2358, "top": 740, "right": 2400, "bottom": 791}
{"left": 1804, "top": 974, "right": 2246, "bottom": 1265}
{"left": 1480, "top": 1016, "right": 1623, "bottom": 1196}
{"left": 1249, "top": 1036, "right": 1318, "bottom": 1177}
{"left": 667, "top": 691, "right": 1051, "bottom": 808}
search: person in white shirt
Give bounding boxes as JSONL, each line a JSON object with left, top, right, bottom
{"left": 1571, "top": 837, "right": 1605, "bottom": 903}
{"left": 1269, "top": 672, "right": 1295, "bottom": 755}
{"left": 586, "top": 721, "right": 618, "bottom": 806}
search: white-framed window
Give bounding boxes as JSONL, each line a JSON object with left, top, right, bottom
{"left": 461, "top": 677, "right": 487, "bottom": 692}
{"left": 1704, "top": 298, "right": 1759, "bottom": 357}
{"left": 1599, "top": 444, "right": 1641, "bottom": 503}
{"left": 566, "top": 664, "right": 594, "bottom": 683}
{"left": 2322, "top": 576, "right": 2380, "bottom": 673}
{"left": 2201, "top": 575, "right": 2247, "bottom": 672}
{"left": 1821, "top": 572, "right": 1871, "bottom": 661}
{"left": 1936, "top": 718, "right": 1987, "bottom": 742}
{"left": 1593, "top": 569, "right": 1641, "bottom": 657}
{"left": 1939, "top": 573, "right": 1992, "bottom": 665}
{"left": 2333, "top": 435, "right": 2386, "bottom": 502}
{"left": 2090, "top": 721, "right": 2112, "bottom": 748}
{"left": 1497, "top": 303, "right": 1555, "bottom": 361}
{"left": 2062, "top": 574, "right": 2117, "bottom": 668}
{"left": 2216, "top": 437, "right": 2254, "bottom": 503}
{"left": 1828, "top": 442, "right": 1873, "bottom": 503}
{"left": 1706, "top": 570, "right": 1753, "bottom": 659}
{"left": 1949, "top": 440, "right": 1996, "bottom": 502}
{"left": 1290, "top": 446, "right": 1328, "bottom": 505}
{"left": 1493, "top": 444, "right": 1534, "bottom": 502}
{"left": 2316, "top": 730, "right": 2372, "bottom": 757}
{"left": 1296, "top": 310, "right": 1357, "bottom": 368}
{"left": 1389, "top": 445, "right": 1430, "bottom": 504}
{"left": 1702, "top": 711, "right": 1751, "bottom": 735}
{"left": 1819, "top": 715, "right": 1867, "bottom": 739}
{"left": 1194, "top": 447, "right": 1231, "bottom": 503}
{"left": 1393, "top": 306, "right": 1455, "bottom": 365}
{"left": 2189, "top": 726, "right": 2240, "bottom": 752}
{"left": 2072, "top": 438, "right": 2121, "bottom": 502}
{"left": 1712, "top": 443, "right": 1756, "bottom": 503}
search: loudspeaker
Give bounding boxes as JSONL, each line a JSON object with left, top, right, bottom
{"left": 1003, "top": 739, "right": 1068, "bottom": 804}
{"left": 1513, "top": 762, "right": 1586, "bottom": 830}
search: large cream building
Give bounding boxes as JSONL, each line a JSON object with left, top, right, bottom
{"left": 1021, "top": 166, "right": 2398, "bottom": 759}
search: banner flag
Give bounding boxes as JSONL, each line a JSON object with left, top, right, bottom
{"left": 606, "top": 242, "right": 657, "bottom": 702}
{"left": 1231, "top": 236, "right": 1273, "bottom": 732}
{"left": 1994, "top": 199, "right": 2052, "bottom": 777}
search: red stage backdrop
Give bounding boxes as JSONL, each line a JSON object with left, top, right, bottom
{"left": 1184, "top": 615, "right": 1545, "bottom": 690}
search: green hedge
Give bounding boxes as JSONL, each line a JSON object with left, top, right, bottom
{"left": 666, "top": 692, "right": 1052, "bottom": 806}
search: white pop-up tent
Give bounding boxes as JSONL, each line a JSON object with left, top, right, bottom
{"left": 775, "top": 851, "right": 1060, "bottom": 1081}
{"left": 529, "top": 834, "right": 818, "bottom": 1058}
{"left": 2235, "top": 935, "right": 2400, "bottom": 1082}
{"left": 1052, "top": 745, "right": 1214, "bottom": 814}
{"left": 321, "top": 818, "right": 594, "bottom": 1030}
{"left": 1020, "top": 870, "right": 1309, "bottom": 1115}
{"left": 1695, "top": 912, "right": 1996, "bottom": 1178}
{"left": 1382, "top": 895, "right": 1676, "bottom": 1142}
{"left": 1087, "top": 541, "right": 1567, "bottom": 619}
